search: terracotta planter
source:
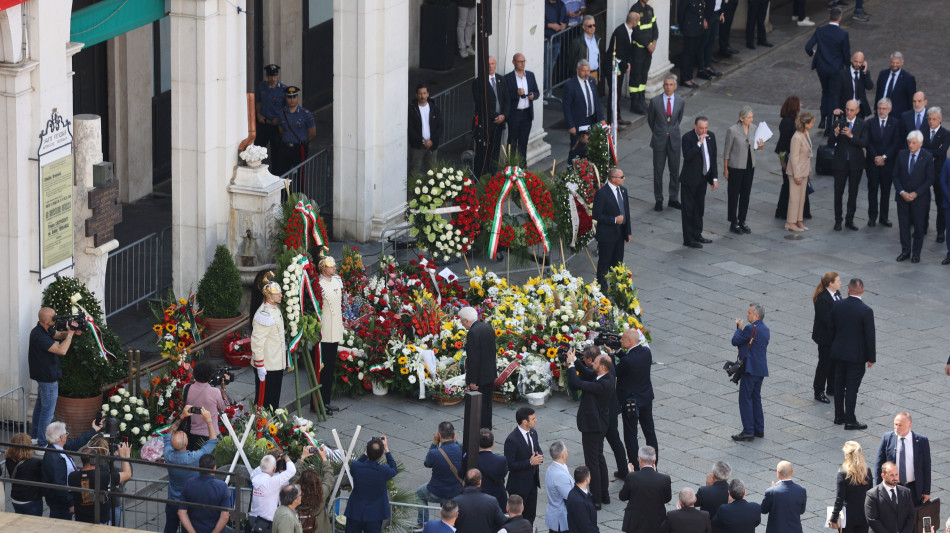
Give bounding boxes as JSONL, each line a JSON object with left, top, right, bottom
{"left": 204, "top": 316, "right": 240, "bottom": 358}
{"left": 54, "top": 394, "right": 104, "bottom": 437}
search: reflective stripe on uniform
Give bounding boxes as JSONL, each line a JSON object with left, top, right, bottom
{"left": 629, "top": 84, "right": 646, "bottom": 93}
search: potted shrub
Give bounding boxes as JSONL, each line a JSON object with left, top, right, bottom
{"left": 196, "top": 245, "right": 244, "bottom": 357}
{"left": 42, "top": 276, "right": 127, "bottom": 436}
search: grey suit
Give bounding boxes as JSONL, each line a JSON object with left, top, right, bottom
{"left": 648, "top": 92, "right": 685, "bottom": 203}
{"left": 865, "top": 482, "right": 914, "bottom": 533}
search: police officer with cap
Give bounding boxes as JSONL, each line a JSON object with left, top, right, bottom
{"left": 276, "top": 86, "right": 316, "bottom": 176}
{"left": 255, "top": 64, "right": 287, "bottom": 156}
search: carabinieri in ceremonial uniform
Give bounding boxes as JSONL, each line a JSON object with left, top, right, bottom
{"left": 275, "top": 85, "right": 316, "bottom": 176}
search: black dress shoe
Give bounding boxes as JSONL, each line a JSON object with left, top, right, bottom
{"left": 754, "top": 431, "right": 764, "bottom": 438}
{"left": 814, "top": 392, "right": 831, "bottom": 404}
{"left": 654, "top": 201, "right": 663, "bottom": 212}
{"left": 845, "top": 422, "right": 867, "bottom": 430}
{"left": 614, "top": 471, "right": 627, "bottom": 481}
{"left": 758, "top": 41, "right": 774, "bottom": 47}
{"left": 896, "top": 253, "right": 910, "bottom": 262}
{"left": 326, "top": 404, "right": 341, "bottom": 412}
{"left": 683, "top": 81, "right": 700, "bottom": 89}
{"left": 731, "top": 433, "right": 754, "bottom": 441}
{"left": 833, "top": 418, "right": 844, "bottom": 425}
{"left": 698, "top": 237, "right": 713, "bottom": 244}
{"left": 746, "top": 43, "right": 756, "bottom": 50}
{"left": 618, "top": 118, "right": 632, "bottom": 126}
{"left": 683, "top": 241, "right": 703, "bottom": 249}
{"left": 739, "top": 224, "right": 752, "bottom": 234}
{"left": 943, "top": 256, "right": 950, "bottom": 265}
{"left": 826, "top": 389, "right": 834, "bottom": 396}
{"left": 911, "top": 255, "right": 920, "bottom": 263}
{"left": 834, "top": 222, "right": 842, "bottom": 231}
{"left": 727, "top": 47, "right": 741, "bottom": 54}
{"left": 668, "top": 200, "right": 682, "bottom": 209}
{"left": 880, "top": 219, "right": 893, "bottom": 227}
{"left": 867, "top": 220, "right": 876, "bottom": 227}
{"left": 845, "top": 222, "right": 859, "bottom": 231}
{"left": 729, "top": 224, "right": 743, "bottom": 235}
{"left": 938, "top": 234, "right": 946, "bottom": 243}
{"left": 696, "top": 71, "right": 712, "bottom": 80}
{"left": 717, "top": 52, "right": 733, "bottom": 60}
{"left": 711, "top": 56, "right": 721, "bottom": 63}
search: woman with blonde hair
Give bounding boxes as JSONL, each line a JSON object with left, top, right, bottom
{"left": 786, "top": 111, "right": 815, "bottom": 231}
{"left": 829, "top": 440, "right": 872, "bottom": 532}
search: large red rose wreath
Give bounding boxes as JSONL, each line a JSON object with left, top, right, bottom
{"left": 283, "top": 199, "right": 329, "bottom": 253}
{"left": 552, "top": 159, "right": 601, "bottom": 253}
{"left": 475, "top": 167, "right": 554, "bottom": 260}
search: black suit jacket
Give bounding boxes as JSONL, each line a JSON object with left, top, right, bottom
{"left": 562, "top": 76, "right": 604, "bottom": 131}
{"left": 408, "top": 100, "right": 443, "bottom": 150}
{"left": 899, "top": 107, "right": 928, "bottom": 140}
{"left": 837, "top": 67, "right": 874, "bottom": 118}
{"left": 453, "top": 486, "right": 507, "bottom": 533}
{"left": 592, "top": 183, "right": 632, "bottom": 243}
{"left": 893, "top": 149, "right": 935, "bottom": 197}
{"left": 805, "top": 24, "right": 850, "bottom": 75}
{"left": 865, "top": 483, "right": 914, "bottom": 533}
{"left": 677, "top": 0, "right": 706, "bottom": 38}
{"left": 680, "top": 129, "right": 718, "bottom": 187}
{"left": 567, "top": 366, "right": 614, "bottom": 434}
{"left": 465, "top": 320, "right": 497, "bottom": 386}
{"left": 875, "top": 69, "right": 916, "bottom": 117}
{"left": 711, "top": 499, "right": 761, "bottom": 533}
{"left": 830, "top": 296, "right": 876, "bottom": 364}
{"left": 477, "top": 450, "right": 509, "bottom": 510}
{"left": 831, "top": 468, "right": 873, "bottom": 526}
{"left": 866, "top": 115, "right": 901, "bottom": 164}
{"left": 566, "top": 485, "right": 600, "bottom": 533}
{"left": 504, "top": 70, "right": 540, "bottom": 121}
{"left": 619, "top": 466, "right": 672, "bottom": 533}
{"left": 922, "top": 126, "right": 950, "bottom": 171}
{"left": 660, "top": 506, "right": 711, "bottom": 533}
{"left": 606, "top": 23, "right": 634, "bottom": 74}
{"left": 472, "top": 73, "right": 509, "bottom": 127}
{"left": 615, "top": 345, "right": 654, "bottom": 407}
{"left": 695, "top": 480, "right": 729, "bottom": 522}
{"left": 875, "top": 431, "right": 931, "bottom": 504}
{"left": 504, "top": 426, "right": 542, "bottom": 496}
{"left": 828, "top": 117, "right": 868, "bottom": 171}
{"left": 811, "top": 289, "right": 840, "bottom": 346}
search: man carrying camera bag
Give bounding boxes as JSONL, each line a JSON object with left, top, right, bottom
{"left": 730, "top": 304, "right": 770, "bottom": 442}
{"left": 29, "top": 307, "right": 82, "bottom": 446}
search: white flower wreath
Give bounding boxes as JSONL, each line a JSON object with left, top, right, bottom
{"left": 406, "top": 167, "right": 473, "bottom": 263}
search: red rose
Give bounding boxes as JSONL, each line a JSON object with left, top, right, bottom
{"left": 156, "top": 415, "right": 165, "bottom": 424}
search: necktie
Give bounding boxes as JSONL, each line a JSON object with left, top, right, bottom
{"left": 848, "top": 121, "right": 853, "bottom": 131}
{"left": 666, "top": 97, "right": 672, "bottom": 118}
{"left": 910, "top": 153, "right": 917, "bottom": 173}
{"left": 899, "top": 437, "right": 907, "bottom": 484}
{"left": 890, "top": 488, "right": 897, "bottom": 504}
{"left": 915, "top": 113, "right": 921, "bottom": 131}
{"left": 854, "top": 71, "right": 860, "bottom": 100}
{"left": 702, "top": 141, "right": 710, "bottom": 174}
{"left": 881, "top": 119, "right": 885, "bottom": 129}
{"left": 491, "top": 77, "right": 499, "bottom": 114}
{"left": 933, "top": 130, "right": 938, "bottom": 143}
{"left": 525, "top": 431, "right": 532, "bottom": 450}
{"left": 615, "top": 186, "right": 624, "bottom": 211}
{"left": 586, "top": 79, "right": 595, "bottom": 118}
{"left": 886, "top": 73, "right": 896, "bottom": 98}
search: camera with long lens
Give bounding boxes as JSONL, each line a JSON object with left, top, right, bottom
{"left": 723, "top": 360, "right": 743, "bottom": 384}
{"left": 555, "top": 342, "right": 573, "bottom": 363}
{"left": 831, "top": 114, "right": 848, "bottom": 134}
{"left": 99, "top": 416, "right": 122, "bottom": 454}
{"left": 208, "top": 365, "right": 240, "bottom": 387}
{"left": 593, "top": 327, "right": 622, "bottom": 351}
{"left": 53, "top": 313, "right": 89, "bottom": 333}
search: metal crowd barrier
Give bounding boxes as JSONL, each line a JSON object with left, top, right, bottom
{"left": 330, "top": 495, "right": 440, "bottom": 532}
{"left": 544, "top": 9, "right": 607, "bottom": 97}
{"left": 429, "top": 77, "right": 477, "bottom": 147}
{"left": 0, "top": 387, "right": 27, "bottom": 447}
{"left": 283, "top": 148, "right": 334, "bottom": 235}
{"left": 105, "top": 226, "right": 173, "bottom": 318}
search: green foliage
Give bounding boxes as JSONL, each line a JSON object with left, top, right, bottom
{"left": 41, "top": 276, "right": 127, "bottom": 398}
{"left": 586, "top": 123, "right": 614, "bottom": 178}
{"left": 196, "top": 245, "right": 243, "bottom": 318}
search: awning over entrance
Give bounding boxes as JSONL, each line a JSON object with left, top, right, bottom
{"left": 0, "top": 0, "right": 27, "bottom": 10}
{"left": 70, "top": 0, "right": 165, "bottom": 48}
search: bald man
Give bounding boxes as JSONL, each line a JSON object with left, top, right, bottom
{"left": 504, "top": 53, "right": 540, "bottom": 161}
{"left": 836, "top": 52, "right": 874, "bottom": 119}
{"left": 163, "top": 405, "right": 219, "bottom": 533}
{"left": 29, "top": 307, "right": 82, "bottom": 446}
{"left": 760, "top": 461, "right": 806, "bottom": 533}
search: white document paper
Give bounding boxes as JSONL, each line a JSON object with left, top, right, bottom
{"left": 825, "top": 506, "right": 845, "bottom": 528}
{"left": 755, "top": 121, "right": 773, "bottom": 145}
{"left": 438, "top": 267, "right": 457, "bottom": 281}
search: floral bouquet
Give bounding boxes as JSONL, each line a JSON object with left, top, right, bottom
{"left": 338, "top": 246, "right": 369, "bottom": 297}
{"left": 143, "top": 363, "right": 193, "bottom": 429}
{"left": 385, "top": 336, "right": 436, "bottom": 395}
{"left": 140, "top": 436, "right": 165, "bottom": 462}
{"left": 465, "top": 266, "right": 507, "bottom": 307}
{"left": 239, "top": 145, "right": 267, "bottom": 165}
{"left": 407, "top": 167, "right": 475, "bottom": 263}
{"left": 150, "top": 292, "right": 204, "bottom": 363}
{"left": 518, "top": 356, "right": 553, "bottom": 396}
{"left": 335, "top": 344, "right": 372, "bottom": 396}
{"left": 222, "top": 331, "right": 252, "bottom": 366}
{"left": 604, "top": 264, "right": 651, "bottom": 342}
{"left": 101, "top": 387, "right": 152, "bottom": 448}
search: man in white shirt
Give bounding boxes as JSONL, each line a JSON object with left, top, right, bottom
{"left": 865, "top": 462, "right": 914, "bottom": 533}
{"left": 569, "top": 16, "right": 600, "bottom": 83}
{"left": 248, "top": 451, "right": 304, "bottom": 530}
{"left": 408, "top": 84, "right": 443, "bottom": 174}
{"left": 503, "top": 54, "right": 540, "bottom": 160}
{"left": 874, "top": 412, "right": 931, "bottom": 505}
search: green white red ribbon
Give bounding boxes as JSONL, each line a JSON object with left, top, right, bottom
{"left": 287, "top": 256, "right": 322, "bottom": 363}
{"left": 292, "top": 424, "right": 318, "bottom": 448}
{"left": 73, "top": 303, "right": 114, "bottom": 361}
{"left": 486, "top": 166, "right": 551, "bottom": 259}
{"left": 598, "top": 122, "right": 618, "bottom": 165}
{"left": 294, "top": 201, "right": 325, "bottom": 249}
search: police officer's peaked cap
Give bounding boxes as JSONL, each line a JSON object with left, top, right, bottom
{"left": 264, "top": 64, "right": 280, "bottom": 75}
{"left": 284, "top": 86, "right": 301, "bottom": 96}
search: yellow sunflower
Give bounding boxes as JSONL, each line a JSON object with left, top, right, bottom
{"left": 400, "top": 368, "right": 409, "bottom": 374}
{"left": 152, "top": 324, "right": 163, "bottom": 333}
{"left": 268, "top": 423, "right": 278, "bottom": 435}
{"left": 546, "top": 347, "right": 558, "bottom": 358}
{"left": 398, "top": 356, "right": 408, "bottom": 365}
{"left": 165, "top": 323, "right": 175, "bottom": 333}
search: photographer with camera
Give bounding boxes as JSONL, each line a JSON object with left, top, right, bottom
{"left": 163, "top": 405, "right": 219, "bottom": 533}
{"left": 827, "top": 99, "right": 869, "bottom": 231}
{"left": 68, "top": 440, "right": 132, "bottom": 525}
{"left": 615, "top": 329, "right": 658, "bottom": 472}
{"left": 729, "top": 304, "right": 771, "bottom": 442}
{"left": 248, "top": 448, "right": 306, "bottom": 532}
{"left": 345, "top": 436, "right": 398, "bottom": 533}
{"left": 565, "top": 346, "right": 615, "bottom": 509}
{"left": 573, "top": 344, "right": 628, "bottom": 482}
{"left": 29, "top": 307, "right": 83, "bottom": 446}
{"left": 184, "top": 360, "right": 232, "bottom": 451}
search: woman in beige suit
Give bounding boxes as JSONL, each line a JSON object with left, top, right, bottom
{"left": 786, "top": 112, "right": 815, "bottom": 231}
{"left": 317, "top": 256, "right": 344, "bottom": 413}
{"left": 723, "top": 106, "right": 766, "bottom": 234}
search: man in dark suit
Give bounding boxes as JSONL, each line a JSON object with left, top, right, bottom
{"left": 408, "top": 84, "right": 443, "bottom": 174}
{"left": 615, "top": 328, "right": 658, "bottom": 471}
{"left": 811, "top": 274, "right": 841, "bottom": 403}
{"left": 875, "top": 52, "right": 916, "bottom": 118}
{"left": 805, "top": 8, "right": 850, "bottom": 129}
{"left": 344, "top": 437, "right": 399, "bottom": 533}
{"left": 580, "top": 346, "right": 628, "bottom": 480}
{"left": 865, "top": 462, "right": 915, "bottom": 533}
{"left": 472, "top": 55, "right": 509, "bottom": 177}
{"left": 476, "top": 429, "right": 508, "bottom": 510}
{"left": 562, "top": 59, "right": 603, "bottom": 164}
{"left": 660, "top": 488, "right": 712, "bottom": 533}
{"left": 605, "top": 12, "right": 639, "bottom": 128}
{"left": 712, "top": 479, "right": 761, "bottom": 533}
{"left": 696, "top": 461, "right": 731, "bottom": 521}
{"left": 893, "top": 131, "right": 935, "bottom": 263}
{"left": 453, "top": 469, "right": 507, "bottom": 533}
{"left": 898, "top": 91, "right": 928, "bottom": 141}
{"left": 503, "top": 407, "right": 543, "bottom": 525}
{"left": 830, "top": 278, "right": 876, "bottom": 429}
{"left": 866, "top": 98, "right": 901, "bottom": 227}
{"left": 676, "top": 0, "right": 706, "bottom": 88}
{"left": 835, "top": 51, "right": 874, "bottom": 120}
{"left": 42, "top": 419, "right": 101, "bottom": 520}
{"left": 731, "top": 304, "right": 770, "bottom": 442}
{"left": 874, "top": 412, "right": 932, "bottom": 505}
{"left": 679, "top": 116, "right": 718, "bottom": 248}
{"left": 499, "top": 495, "right": 532, "bottom": 533}
{"left": 922, "top": 108, "right": 949, "bottom": 242}
{"left": 566, "top": 466, "right": 600, "bottom": 533}
{"left": 619, "top": 446, "right": 672, "bottom": 533}
{"left": 760, "top": 461, "right": 807, "bottom": 533}
{"left": 504, "top": 53, "right": 540, "bottom": 161}
{"left": 461, "top": 306, "right": 496, "bottom": 430}
{"left": 422, "top": 500, "right": 459, "bottom": 533}
{"left": 828, "top": 99, "right": 869, "bottom": 231}
{"left": 566, "top": 348, "right": 615, "bottom": 508}
{"left": 648, "top": 75, "right": 686, "bottom": 211}
{"left": 592, "top": 167, "right": 631, "bottom": 289}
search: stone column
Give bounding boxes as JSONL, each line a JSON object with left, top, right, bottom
{"left": 646, "top": 0, "right": 674, "bottom": 96}
{"left": 108, "top": 25, "right": 154, "bottom": 203}
{"left": 261, "top": 0, "right": 302, "bottom": 84}
{"left": 169, "top": 0, "right": 248, "bottom": 295}
{"left": 332, "top": 0, "right": 409, "bottom": 242}
{"left": 73, "top": 115, "right": 120, "bottom": 307}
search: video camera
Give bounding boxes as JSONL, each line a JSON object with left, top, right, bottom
{"left": 593, "top": 327, "right": 622, "bottom": 351}
{"left": 53, "top": 312, "right": 88, "bottom": 333}
{"left": 556, "top": 342, "right": 573, "bottom": 363}
{"left": 98, "top": 415, "right": 124, "bottom": 454}
{"left": 209, "top": 365, "right": 240, "bottom": 387}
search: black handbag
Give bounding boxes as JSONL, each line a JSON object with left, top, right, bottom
{"left": 178, "top": 384, "right": 193, "bottom": 433}
{"left": 723, "top": 325, "right": 757, "bottom": 385}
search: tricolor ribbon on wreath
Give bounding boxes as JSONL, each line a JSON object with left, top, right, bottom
{"left": 287, "top": 256, "right": 322, "bottom": 366}
{"left": 598, "top": 122, "right": 618, "bottom": 166}
{"left": 294, "top": 201, "right": 325, "bottom": 248}
{"left": 565, "top": 182, "right": 594, "bottom": 247}
{"left": 72, "top": 302, "right": 115, "bottom": 361}
{"left": 292, "top": 422, "right": 319, "bottom": 448}
{"left": 493, "top": 358, "right": 522, "bottom": 388}
{"left": 486, "top": 166, "right": 551, "bottom": 259}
